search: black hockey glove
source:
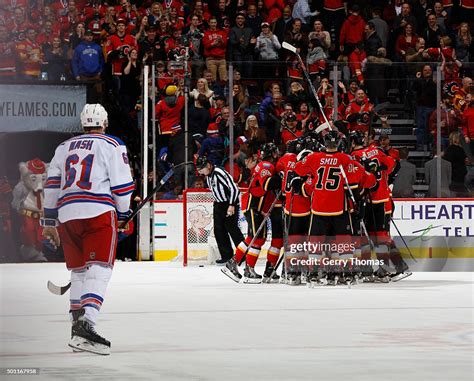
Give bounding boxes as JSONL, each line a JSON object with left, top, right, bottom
{"left": 289, "top": 176, "right": 303, "bottom": 194}
{"left": 266, "top": 173, "right": 282, "bottom": 190}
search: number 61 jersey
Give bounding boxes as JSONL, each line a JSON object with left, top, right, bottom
{"left": 44, "top": 133, "right": 134, "bottom": 223}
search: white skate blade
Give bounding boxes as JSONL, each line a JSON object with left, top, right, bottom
{"left": 220, "top": 267, "right": 241, "bottom": 283}
{"left": 68, "top": 336, "right": 110, "bottom": 355}
{"left": 391, "top": 272, "right": 413, "bottom": 282}
{"left": 242, "top": 276, "right": 262, "bottom": 284}
{"left": 262, "top": 277, "right": 279, "bottom": 284}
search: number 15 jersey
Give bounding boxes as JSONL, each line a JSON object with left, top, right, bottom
{"left": 44, "top": 133, "right": 134, "bottom": 223}
{"left": 295, "top": 151, "right": 351, "bottom": 216}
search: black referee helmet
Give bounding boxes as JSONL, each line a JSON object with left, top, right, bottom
{"left": 196, "top": 156, "right": 210, "bottom": 170}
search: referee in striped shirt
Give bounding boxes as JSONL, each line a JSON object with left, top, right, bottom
{"left": 196, "top": 156, "right": 245, "bottom": 264}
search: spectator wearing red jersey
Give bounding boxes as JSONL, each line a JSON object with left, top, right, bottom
{"left": 8, "top": 6, "right": 32, "bottom": 42}
{"left": 106, "top": 18, "right": 138, "bottom": 95}
{"left": 155, "top": 84, "right": 185, "bottom": 137}
{"left": 16, "top": 27, "right": 42, "bottom": 79}
{"left": 345, "top": 89, "right": 374, "bottom": 132}
{"left": 348, "top": 43, "right": 367, "bottom": 86}
{"left": 0, "top": 25, "right": 17, "bottom": 79}
{"left": 167, "top": 6, "right": 184, "bottom": 31}
{"left": 339, "top": 5, "right": 366, "bottom": 54}
{"left": 263, "top": 0, "right": 286, "bottom": 24}
{"left": 280, "top": 112, "right": 303, "bottom": 146}
{"left": 58, "top": 0, "right": 87, "bottom": 36}
{"left": 296, "top": 101, "right": 315, "bottom": 131}
{"left": 36, "top": 20, "right": 60, "bottom": 49}
{"left": 116, "top": 0, "right": 139, "bottom": 31}
{"left": 162, "top": 0, "right": 185, "bottom": 21}
{"left": 202, "top": 17, "right": 228, "bottom": 82}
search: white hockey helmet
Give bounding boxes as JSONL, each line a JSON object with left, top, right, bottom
{"left": 80, "top": 104, "right": 108, "bottom": 129}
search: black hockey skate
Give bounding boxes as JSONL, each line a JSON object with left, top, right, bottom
{"left": 287, "top": 272, "right": 302, "bottom": 286}
{"left": 243, "top": 265, "right": 262, "bottom": 284}
{"left": 262, "top": 262, "right": 280, "bottom": 283}
{"left": 221, "top": 258, "right": 242, "bottom": 283}
{"left": 373, "top": 267, "right": 391, "bottom": 283}
{"left": 69, "top": 319, "right": 111, "bottom": 355}
{"left": 391, "top": 261, "right": 412, "bottom": 282}
{"left": 70, "top": 308, "right": 85, "bottom": 352}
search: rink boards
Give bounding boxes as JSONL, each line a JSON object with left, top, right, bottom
{"left": 151, "top": 196, "right": 474, "bottom": 270}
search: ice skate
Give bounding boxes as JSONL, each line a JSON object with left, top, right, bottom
{"left": 262, "top": 262, "right": 280, "bottom": 283}
{"left": 287, "top": 272, "right": 302, "bottom": 286}
{"left": 374, "top": 267, "right": 391, "bottom": 283}
{"left": 390, "top": 261, "right": 412, "bottom": 282}
{"left": 242, "top": 265, "right": 262, "bottom": 284}
{"left": 221, "top": 258, "right": 242, "bottom": 283}
{"left": 70, "top": 308, "right": 85, "bottom": 352}
{"left": 68, "top": 320, "right": 111, "bottom": 355}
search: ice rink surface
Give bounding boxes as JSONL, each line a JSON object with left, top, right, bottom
{"left": 0, "top": 262, "right": 473, "bottom": 381}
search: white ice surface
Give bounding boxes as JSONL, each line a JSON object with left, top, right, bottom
{"left": 0, "top": 262, "right": 473, "bottom": 381}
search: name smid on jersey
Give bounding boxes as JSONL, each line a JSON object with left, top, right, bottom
{"left": 44, "top": 133, "right": 134, "bottom": 222}
{"left": 295, "top": 151, "right": 353, "bottom": 216}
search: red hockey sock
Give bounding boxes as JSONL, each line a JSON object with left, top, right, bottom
{"left": 267, "top": 246, "right": 281, "bottom": 266}
{"left": 234, "top": 240, "right": 249, "bottom": 264}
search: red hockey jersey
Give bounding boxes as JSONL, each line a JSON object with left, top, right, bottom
{"left": 241, "top": 161, "right": 278, "bottom": 213}
{"left": 276, "top": 153, "right": 310, "bottom": 217}
{"left": 351, "top": 147, "right": 395, "bottom": 204}
{"left": 202, "top": 28, "right": 227, "bottom": 59}
{"left": 344, "top": 100, "right": 374, "bottom": 132}
{"left": 295, "top": 151, "right": 352, "bottom": 216}
{"left": 154, "top": 96, "right": 185, "bottom": 135}
{"left": 105, "top": 33, "right": 138, "bottom": 75}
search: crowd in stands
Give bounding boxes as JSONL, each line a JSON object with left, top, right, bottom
{"left": 0, "top": 0, "right": 473, "bottom": 196}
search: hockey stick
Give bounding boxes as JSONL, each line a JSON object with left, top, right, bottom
{"left": 390, "top": 216, "right": 417, "bottom": 262}
{"left": 238, "top": 190, "right": 283, "bottom": 266}
{"left": 271, "top": 191, "right": 294, "bottom": 278}
{"left": 282, "top": 41, "right": 331, "bottom": 126}
{"left": 47, "top": 161, "right": 193, "bottom": 295}
{"left": 339, "top": 165, "right": 375, "bottom": 250}
{"left": 122, "top": 161, "right": 193, "bottom": 225}
{"left": 47, "top": 280, "right": 71, "bottom": 295}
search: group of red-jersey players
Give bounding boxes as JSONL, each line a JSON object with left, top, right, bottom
{"left": 221, "top": 122, "right": 411, "bottom": 286}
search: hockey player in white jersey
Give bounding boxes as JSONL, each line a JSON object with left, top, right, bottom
{"left": 42, "top": 104, "right": 134, "bottom": 355}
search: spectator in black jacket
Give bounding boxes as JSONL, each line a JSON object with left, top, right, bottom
{"left": 274, "top": 6, "right": 293, "bottom": 44}
{"left": 422, "top": 13, "right": 443, "bottom": 48}
{"left": 413, "top": 64, "right": 437, "bottom": 150}
{"left": 229, "top": 13, "right": 255, "bottom": 78}
{"left": 444, "top": 131, "right": 469, "bottom": 196}
{"left": 245, "top": 3, "right": 263, "bottom": 38}
{"left": 189, "top": 94, "right": 211, "bottom": 137}
{"left": 364, "top": 22, "right": 383, "bottom": 57}
{"left": 43, "top": 36, "right": 69, "bottom": 81}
